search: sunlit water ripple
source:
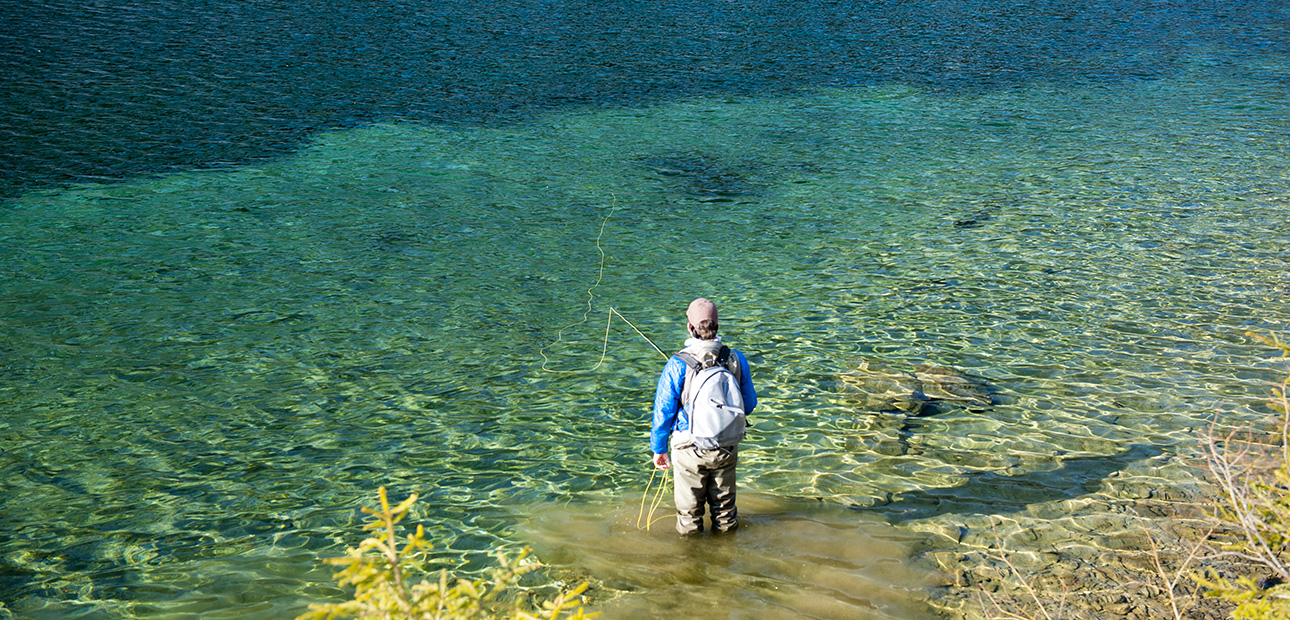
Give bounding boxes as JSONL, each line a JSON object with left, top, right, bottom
{"left": 2, "top": 1, "right": 1289, "bottom": 618}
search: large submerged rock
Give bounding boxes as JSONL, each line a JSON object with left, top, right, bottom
{"left": 835, "top": 361, "right": 997, "bottom": 415}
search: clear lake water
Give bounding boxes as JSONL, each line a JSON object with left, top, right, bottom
{"left": 2, "top": 1, "right": 1289, "bottom": 618}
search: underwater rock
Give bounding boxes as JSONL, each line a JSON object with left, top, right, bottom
{"left": 835, "top": 361, "right": 997, "bottom": 415}
{"left": 912, "top": 364, "right": 996, "bottom": 411}
{"left": 834, "top": 360, "right": 930, "bottom": 414}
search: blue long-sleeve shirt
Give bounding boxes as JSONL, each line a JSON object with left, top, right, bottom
{"left": 651, "top": 347, "right": 756, "bottom": 454}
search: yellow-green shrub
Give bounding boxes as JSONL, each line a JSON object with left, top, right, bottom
{"left": 298, "top": 488, "right": 597, "bottom": 620}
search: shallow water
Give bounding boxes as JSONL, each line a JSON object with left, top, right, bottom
{"left": 3, "top": 1, "right": 1290, "bottom": 618}
{"left": 519, "top": 493, "right": 932, "bottom": 619}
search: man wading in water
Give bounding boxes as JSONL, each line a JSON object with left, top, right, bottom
{"left": 650, "top": 298, "right": 758, "bottom": 534}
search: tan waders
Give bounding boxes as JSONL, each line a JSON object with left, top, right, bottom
{"left": 671, "top": 445, "right": 739, "bottom": 534}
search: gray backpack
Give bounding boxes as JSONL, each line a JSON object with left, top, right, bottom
{"left": 674, "top": 346, "right": 746, "bottom": 450}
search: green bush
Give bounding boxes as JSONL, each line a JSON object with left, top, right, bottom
{"left": 299, "top": 488, "right": 597, "bottom": 620}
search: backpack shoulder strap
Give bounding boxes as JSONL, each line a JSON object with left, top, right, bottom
{"left": 675, "top": 351, "right": 696, "bottom": 406}
{"left": 718, "top": 346, "right": 743, "bottom": 385}
{"left": 675, "top": 350, "right": 709, "bottom": 409}
{"left": 716, "top": 346, "right": 731, "bottom": 365}
{"left": 674, "top": 350, "right": 701, "bottom": 370}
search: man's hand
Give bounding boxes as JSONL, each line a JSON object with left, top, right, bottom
{"left": 652, "top": 452, "right": 670, "bottom": 470}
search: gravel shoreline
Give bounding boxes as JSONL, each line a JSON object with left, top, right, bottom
{"left": 921, "top": 491, "right": 1241, "bottom": 619}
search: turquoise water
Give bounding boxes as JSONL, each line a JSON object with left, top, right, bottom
{"left": 3, "top": 17, "right": 1290, "bottom": 620}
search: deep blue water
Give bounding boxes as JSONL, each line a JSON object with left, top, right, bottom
{"left": 3, "top": 0, "right": 1287, "bottom": 197}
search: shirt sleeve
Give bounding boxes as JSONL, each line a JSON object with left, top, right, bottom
{"left": 650, "top": 356, "right": 687, "bottom": 454}
{"left": 736, "top": 350, "right": 757, "bottom": 415}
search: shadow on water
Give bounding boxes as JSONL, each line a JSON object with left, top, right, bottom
{"left": 865, "top": 443, "right": 1164, "bottom": 523}
{"left": 3, "top": 0, "right": 1287, "bottom": 197}
{"left": 641, "top": 151, "right": 764, "bottom": 201}
{"left": 516, "top": 493, "right": 938, "bottom": 620}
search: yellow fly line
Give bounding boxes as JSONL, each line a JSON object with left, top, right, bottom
{"left": 538, "top": 194, "right": 667, "bottom": 373}
{"left": 636, "top": 465, "right": 673, "bottom": 531}
{"left": 536, "top": 193, "right": 673, "bottom": 531}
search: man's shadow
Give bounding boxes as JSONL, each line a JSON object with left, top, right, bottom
{"left": 859, "top": 443, "right": 1164, "bottom": 522}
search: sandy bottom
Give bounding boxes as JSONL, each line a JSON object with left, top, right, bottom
{"left": 515, "top": 492, "right": 938, "bottom": 620}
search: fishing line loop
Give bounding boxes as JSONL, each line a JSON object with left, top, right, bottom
{"left": 636, "top": 465, "right": 672, "bottom": 531}
{"left": 538, "top": 193, "right": 667, "bottom": 373}
{"left": 536, "top": 192, "right": 673, "bottom": 530}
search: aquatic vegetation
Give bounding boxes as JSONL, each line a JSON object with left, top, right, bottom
{"left": 298, "top": 488, "right": 596, "bottom": 620}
